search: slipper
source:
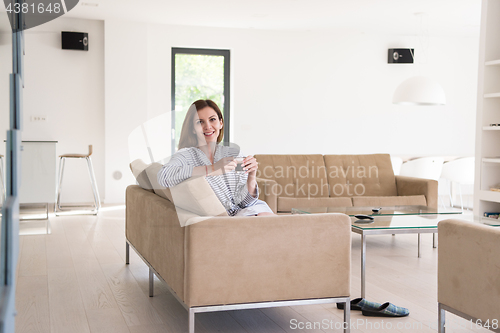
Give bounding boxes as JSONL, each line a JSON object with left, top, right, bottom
{"left": 336, "top": 298, "right": 381, "bottom": 311}
{"left": 361, "top": 302, "right": 409, "bottom": 317}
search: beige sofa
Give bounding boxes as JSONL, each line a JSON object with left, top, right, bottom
{"left": 125, "top": 185, "right": 352, "bottom": 333}
{"left": 125, "top": 152, "right": 437, "bottom": 332}
{"left": 438, "top": 219, "right": 500, "bottom": 333}
{"left": 254, "top": 154, "right": 438, "bottom": 213}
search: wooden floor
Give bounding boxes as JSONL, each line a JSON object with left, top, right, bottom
{"left": 16, "top": 207, "right": 488, "bottom": 333}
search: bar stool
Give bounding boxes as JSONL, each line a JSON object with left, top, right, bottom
{"left": 55, "top": 145, "right": 101, "bottom": 215}
{"left": 0, "top": 154, "right": 5, "bottom": 203}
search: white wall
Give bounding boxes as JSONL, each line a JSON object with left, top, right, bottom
{"left": 104, "top": 20, "right": 148, "bottom": 203}
{"left": 0, "top": 16, "right": 478, "bottom": 204}
{"left": 0, "top": 17, "right": 105, "bottom": 204}
{"left": 104, "top": 20, "right": 478, "bottom": 203}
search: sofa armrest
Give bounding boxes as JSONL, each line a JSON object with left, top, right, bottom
{"left": 256, "top": 177, "right": 278, "bottom": 213}
{"left": 395, "top": 175, "right": 438, "bottom": 208}
{"left": 183, "top": 213, "right": 351, "bottom": 307}
{"left": 126, "top": 185, "right": 186, "bottom": 301}
{"left": 438, "top": 219, "right": 500, "bottom": 322}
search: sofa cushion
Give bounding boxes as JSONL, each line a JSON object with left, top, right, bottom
{"left": 278, "top": 197, "right": 352, "bottom": 213}
{"left": 352, "top": 195, "right": 427, "bottom": 207}
{"left": 254, "top": 154, "right": 329, "bottom": 198}
{"left": 323, "top": 154, "right": 398, "bottom": 197}
{"left": 129, "top": 159, "right": 154, "bottom": 192}
{"left": 176, "top": 206, "right": 223, "bottom": 227}
{"left": 145, "top": 163, "right": 228, "bottom": 218}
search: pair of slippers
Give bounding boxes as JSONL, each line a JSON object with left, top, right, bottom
{"left": 337, "top": 298, "right": 409, "bottom": 317}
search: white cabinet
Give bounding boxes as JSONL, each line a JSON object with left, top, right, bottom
{"left": 474, "top": 0, "right": 500, "bottom": 216}
{"left": 19, "top": 141, "right": 57, "bottom": 204}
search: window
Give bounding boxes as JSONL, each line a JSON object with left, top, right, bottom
{"left": 171, "top": 48, "right": 230, "bottom": 153}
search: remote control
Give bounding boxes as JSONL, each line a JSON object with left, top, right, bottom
{"left": 354, "top": 214, "right": 374, "bottom": 220}
{"left": 372, "top": 207, "right": 382, "bottom": 213}
{"left": 354, "top": 219, "right": 375, "bottom": 224}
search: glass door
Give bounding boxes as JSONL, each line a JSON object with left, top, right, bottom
{"left": 171, "top": 48, "right": 230, "bottom": 153}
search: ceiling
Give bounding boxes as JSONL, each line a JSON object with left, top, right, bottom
{"left": 64, "top": 0, "right": 482, "bottom": 36}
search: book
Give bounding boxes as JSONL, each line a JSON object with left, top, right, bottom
{"left": 483, "top": 212, "right": 500, "bottom": 219}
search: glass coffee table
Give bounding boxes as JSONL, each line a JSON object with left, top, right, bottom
{"left": 291, "top": 205, "right": 464, "bottom": 298}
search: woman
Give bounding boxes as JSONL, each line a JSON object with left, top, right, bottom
{"left": 157, "top": 99, "right": 274, "bottom": 216}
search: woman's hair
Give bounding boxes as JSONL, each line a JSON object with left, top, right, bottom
{"left": 178, "top": 99, "right": 224, "bottom": 149}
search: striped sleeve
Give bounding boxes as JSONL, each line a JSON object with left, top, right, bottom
{"left": 157, "top": 150, "right": 195, "bottom": 188}
{"left": 237, "top": 183, "right": 259, "bottom": 208}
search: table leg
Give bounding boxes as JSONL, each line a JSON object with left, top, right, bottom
{"left": 418, "top": 233, "right": 421, "bottom": 258}
{"left": 433, "top": 233, "right": 436, "bottom": 248}
{"left": 125, "top": 242, "right": 129, "bottom": 264}
{"left": 149, "top": 268, "right": 154, "bottom": 297}
{"left": 438, "top": 303, "right": 445, "bottom": 333}
{"left": 361, "top": 233, "right": 366, "bottom": 299}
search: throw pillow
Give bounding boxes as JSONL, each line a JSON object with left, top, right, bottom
{"left": 169, "top": 176, "right": 228, "bottom": 217}
{"left": 145, "top": 162, "right": 227, "bottom": 217}
{"left": 129, "top": 159, "right": 154, "bottom": 192}
{"left": 144, "top": 162, "right": 174, "bottom": 202}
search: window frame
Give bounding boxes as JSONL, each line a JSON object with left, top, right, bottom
{"left": 171, "top": 48, "right": 230, "bottom": 153}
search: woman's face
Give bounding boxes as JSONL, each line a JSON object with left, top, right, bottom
{"left": 193, "top": 106, "right": 223, "bottom": 145}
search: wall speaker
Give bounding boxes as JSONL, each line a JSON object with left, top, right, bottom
{"left": 388, "top": 48, "right": 413, "bottom": 63}
{"left": 62, "top": 32, "right": 89, "bottom": 51}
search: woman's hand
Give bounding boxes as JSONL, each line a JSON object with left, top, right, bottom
{"left": 242, "top": 155, "right": 258, "bottom": 178}
{"left": 211, "top": 157, "right": 236, "bottom": 175}
{"left": 242, "top": 155, "right": 258, "bottom": 197}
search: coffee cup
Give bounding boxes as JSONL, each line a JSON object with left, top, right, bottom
{"left": 235, "top": 157, "right": 245, "bottom": 172}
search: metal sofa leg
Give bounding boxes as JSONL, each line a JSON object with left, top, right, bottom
{"left": 125, "top": 242, "right": 129, "bottom": 264}
{"left": 189, "top": 308, "right": 195, "bottom": 333}
{"left": 438, "top": 303, "right": 445, "bottom": 333}
{"left": 344, "top": 300, "right": 351, "bottom": 333}
{"left": 149, "top": 268, "right": 154, "bottom": 297}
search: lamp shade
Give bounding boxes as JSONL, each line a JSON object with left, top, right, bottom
{"left": 393, "top": 76, "right": 446, "bottom": 106}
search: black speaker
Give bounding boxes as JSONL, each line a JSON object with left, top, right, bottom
{"left": 62, "top": 32, "right": 89, "bottom": 51}
{"left": 388, "top": 48, "right": 413, "bottom": 63}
